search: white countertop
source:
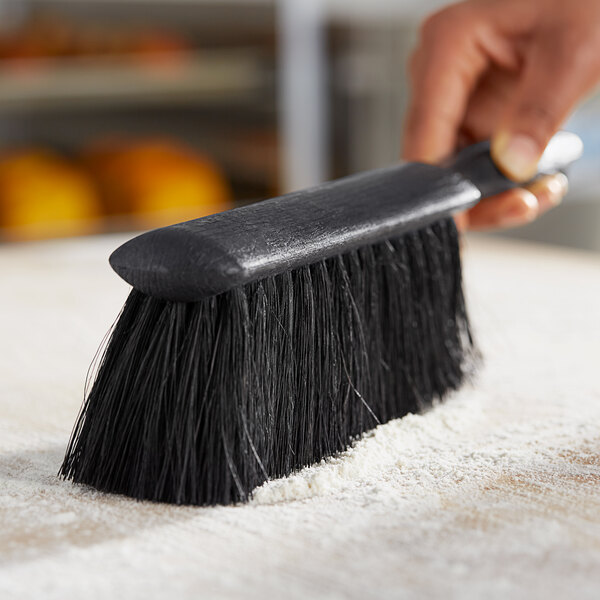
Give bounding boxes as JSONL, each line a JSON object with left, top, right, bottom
{"left": 1, "top": 233, "right": 599, "bottom": 599}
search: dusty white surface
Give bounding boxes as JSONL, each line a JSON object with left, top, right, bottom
{"left": 1, "top": 233, "right": 599, "bottom": 600}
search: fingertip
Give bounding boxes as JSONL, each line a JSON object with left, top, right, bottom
{"left": 526, "top": 172, "right": 569, "bottom": 212}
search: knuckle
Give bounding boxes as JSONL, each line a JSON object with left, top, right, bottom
{"left": 419, "top": 11, "right": 443, "bottom": 40}
{"left": 569, "top": 33, "right": 600, "bottom": 72}
{"left": 419, "top": 3, "right": 472, "bottom": 44}
{"left": 543, "top": 26, "right": 600, "bottom": 75}
{"left": 419, "top": 8, "right": 455, "bottom": 43}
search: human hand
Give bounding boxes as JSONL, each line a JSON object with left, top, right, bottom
{"left": 403, "top": 0, "right": 600, "bottom": 230}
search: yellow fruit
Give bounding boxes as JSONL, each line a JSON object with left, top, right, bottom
{"left": 0, "top": 150, "right": 102, "bottom": 240}
{"left": 85, "top": 140, "right": 232, "bottom": 227}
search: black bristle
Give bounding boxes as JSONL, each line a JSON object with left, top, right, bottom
{"left": 60, "top": 218, "right": 474, "bottom": 505}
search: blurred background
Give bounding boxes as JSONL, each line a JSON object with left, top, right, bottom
{"left": 0, "top": 0, "right": 598, "bottom": 251}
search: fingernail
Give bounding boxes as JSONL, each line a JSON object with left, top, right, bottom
{"left": 547, "top": 172, "right": 569, "bottom": 205}
{"left": 492, "top": 133, "right": 541, "bottom": 182}
{"left": 527, "top": 173, "right": 569, "bottom": 206}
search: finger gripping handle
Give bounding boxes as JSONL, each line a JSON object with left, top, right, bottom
{"left": 447, "top": 131, "right": 583, "bottom": 199}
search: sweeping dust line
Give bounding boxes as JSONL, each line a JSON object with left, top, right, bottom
{"left": 250, "top": 389, "right": 488, "bottom": 505}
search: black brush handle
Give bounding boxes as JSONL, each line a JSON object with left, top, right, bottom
{"left": 110, "top": 131, "right": 582, "bottom": 302}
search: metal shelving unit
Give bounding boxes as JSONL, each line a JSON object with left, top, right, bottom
{"left": 0, "top": 51, "right": 268, "bottom": 111}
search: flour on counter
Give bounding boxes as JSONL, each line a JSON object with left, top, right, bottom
{"left": 252, "top": 383, "right": 600, "bottom": 508}
{"left": 2, "top": 235, "right": 600, "bottom": 600}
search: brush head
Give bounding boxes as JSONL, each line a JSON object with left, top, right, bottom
{"left": 62, "top": 218, "right": 475, "bottom": 505}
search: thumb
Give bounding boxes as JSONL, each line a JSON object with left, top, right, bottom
{"left": 491, "top": 33, "right": 599, "bottom": 181}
